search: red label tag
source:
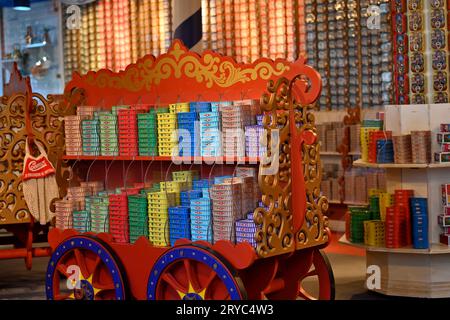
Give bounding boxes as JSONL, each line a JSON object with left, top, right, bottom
{"left": 22, "top": 156, "right": 55, "bottom": 181}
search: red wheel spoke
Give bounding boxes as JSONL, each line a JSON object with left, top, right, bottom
{"left": 183, "top": 259, "right": 200, "bottom": 291}
{"left": 298, "top": 287, "right": 317, "bottom": 301}
{"left": 92, "top": 256, "right": 102, "bottom": 275}
{"left": 217, "top": 292, "right": 230, "bottom": 300}
{"left": 54, "top": 294, "right": 73, "bottom": 301}
{"left": 93, "top": 281, "right": 115, "bottom": 291}
{"left": 304, "top": 269, "right": 317, "bottom": 278}
{"left": 56, "top": 264, "right": 71, "bottom": 278}
{"left": 161, "top": 273, "right": 187, "bottom": 293}
{"left": 203, "top": 271, "right": 217, "bottom": 291}
{"left": 74, "top": 249, "right": 90, "bottom": 279}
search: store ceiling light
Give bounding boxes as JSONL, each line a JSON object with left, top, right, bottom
{"left": 13, "top": 0, "right": 31, "bottom": 11}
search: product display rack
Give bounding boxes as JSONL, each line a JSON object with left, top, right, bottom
{"left": 341, "top": 103, "right": 450, "bottom": 298}
{"left": 45, "top": 41, "right": 335, "bottom": 301}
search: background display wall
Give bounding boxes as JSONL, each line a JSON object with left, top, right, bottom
{"left": 62, "top": 0, "right": 307, "bottom": 80}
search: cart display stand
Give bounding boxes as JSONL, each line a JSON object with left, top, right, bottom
{"left": 0, "top": 63, "right": 69, "bottom": 269}
{"left": 341, "top": 104, "right": 450, "bottom": 298}
{"left": 46, "top": 41, "right": 334, "bottom": 300}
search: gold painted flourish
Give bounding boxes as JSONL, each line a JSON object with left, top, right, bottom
{"left": 254, "top": 75, "right": 330, "bottom": 258}
{"left": 0, "top": 92, "right": 70, "bottom": 225}
{"left": 85, "top": 42, "right": 290, "bottom": 91}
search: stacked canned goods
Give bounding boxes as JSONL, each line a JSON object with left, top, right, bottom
{"left": 117, "top": 108, "right": 139, "bottom": 157}
{"left": 436, "top": 124, "right": 450, "bottom": 162}
{"left": 64, "top": 115, "right": 85, "bottom": 156}
{"left": 429, "top": 0, "right": 449, "bottom": 103}
{"left": 177, "top": 112, "right": 199, "bottom": 157}
{"left": 211, "top": 181, "right": 242, "bottom": 243}
{"left": 369, "top": 195, "right": 381, "bottom": 220}
{"left": 169, "top": 103, "right": 189, "bottom": 114}
{"left": 80, "top": 181, "right": 104, "bottom": 196}
{"left": 393, "top": 135, "right": 412, "bottom": 163}
{"left": 221, "top": 105, "right": 252, "bottom": 158}
{"left": 99, "top": 111, "right": 119, "bottom": 156}
{"left": 376, "top": 139, "right": 395, "bottom": 163}
{"left": 244, "top": 125, "right": 265, "bottom": 158}
{"left": 360, "top": 120, "right": 384, "bottom": 162}
{"left": 157, "top": 112, "right": 177, "bottom": 156}
{"left": 128, "top": 194, "right": 148, "bottom": 243}
{"left": 385, "top": 206, "right": 407, "bottom": 248}
{"left": 363, "top": 220, "right": 385, "bottom": 247}
{"left": 81, "top": 118, "right": 100, "bottom": 156}
{"left": 348, "top": 206, "right": 371, "bottom": 243}
{"left": 408, "top": 0, "right": 427, "bottom": 104}
{"left": 180, "top": 190, "right": 202, "bottom": 207}
{"left": 88, "top": 193, "right": 110, "bottom": 233}
{"left": 109, "top": 191, "right": 137, "bottom": 244}
{"left": 72, "top": 209, "right": 90, "bottom": 233}
{"left": 379, "top": 192, "right": 394, "bottom": 221}
{"left": 147, "top": 191, "right": 176, "bottom": 247}
{"left": 160, "top": 180, "right": 189, "bottom": 206}
{"left": 190, "top": 102, "right": 212, "bottom": 113}
{"left": 67, "top": 186, "right": 90, "bottom": 212}
{"left": 439, "top": 184, "right": 450, "bottom": 244}
{"left": 393, "top": 189, "right": 414, "bottom": 246}
{"left": 137, "top": 111, "right": 158, "bottom": 156}
{"left": 168, "top": 206, "right": 190, "bottom": 246}
{"left": 190, "top": 197, "right": 213, "bottom": 242}
{"left": 199, "top": 111, "right": 221, "bottom": 157}
{"left": 368, "top": 131, "right": 392, "bottom": 163}
{"left": 55, "top": 199, "right": 75, "bottom": 230}
{"left": 410, "top": 131, "right": 431, "bottom": 163}
{"left": 235, "top": 213, "right": 257, "bottom": 248}
{"left": 392, "top": 0, "right": 409, "bottom": 104}
{"left": 410, "top": 197, "right": 429, "bottom": 249}
{"left": 172, "top": 170, "right": 199, "bottom": 190}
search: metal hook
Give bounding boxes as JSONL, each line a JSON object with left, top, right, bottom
{"left": 67, "top": 157, "right": 80, "bottom": 190}
{"left": 240, "top": 90, "right": 249, "bottom": 102}
{"left": 105, "top": 158, "right": 116, "bottom": 191}
{"left": 85, "top": 158, "right": 98, "bottom": 183}
{"left": 124, "top": 157, "right": 136, "bottom": 189}
{"left": 143, "top": 156, "right": 156, "bottom": 187}
{"left": 207, "top": 161, "right": 217, "bottom": 191}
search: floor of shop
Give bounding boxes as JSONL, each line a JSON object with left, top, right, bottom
{"left": 0, "top": 233, "right": 391, "bottom": 300}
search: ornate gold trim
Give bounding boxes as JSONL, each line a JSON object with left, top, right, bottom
{"left": 83, "top": 41, "right": 290, "bottom": 91}
{"left": 254, "top": 75, "right": 330, "bottom": 258}
{"left": 0, "top": 93, "right": 70, "bottom": 225}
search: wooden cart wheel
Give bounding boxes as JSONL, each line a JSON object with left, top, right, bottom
{"left": 298, "top": 250, "right": 335, "bottom": 300}
{"left": 147, "top": 244, "right": 247, "bottom": 300}
{"left": 45, "top": 236, "right": 127, "bottom": 300}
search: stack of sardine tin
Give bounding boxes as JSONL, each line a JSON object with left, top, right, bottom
{"left": 64, "top": 115, "right": 86, "bottom": 156}
{"left": 55, "top": 199, "right": 76, "bottom": 230}
{"left": 221, "top": 105, "right": 252, "bottom": 158}
{"left": 211, "top": 181, "right": 243, "bottom": 243}
{"left": 393, "top": 135, "right": 412, "bottom": 163}
{"left": 410, "top": 131, "right": 431, "bottom": 163}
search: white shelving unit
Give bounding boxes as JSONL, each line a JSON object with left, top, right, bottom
{"left": 340, "top": 104, "right": 450, "bottom": 298}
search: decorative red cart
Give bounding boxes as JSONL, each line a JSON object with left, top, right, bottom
{"left": 45, "top": 41, "right": 334, "bottom": 300}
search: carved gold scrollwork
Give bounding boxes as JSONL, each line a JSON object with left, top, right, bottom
{"left": 254, "top": 76, "right": 330, "bottom": 258}
{"left": 0, "top": 92, "right": 71, "bottom": 225}
{"left": 85, "top": 42, "right": 290, "bottom": 91}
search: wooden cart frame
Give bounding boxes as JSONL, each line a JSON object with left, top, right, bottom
{"left": 45, "top": 41, "right": 334, "bottom": 300}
